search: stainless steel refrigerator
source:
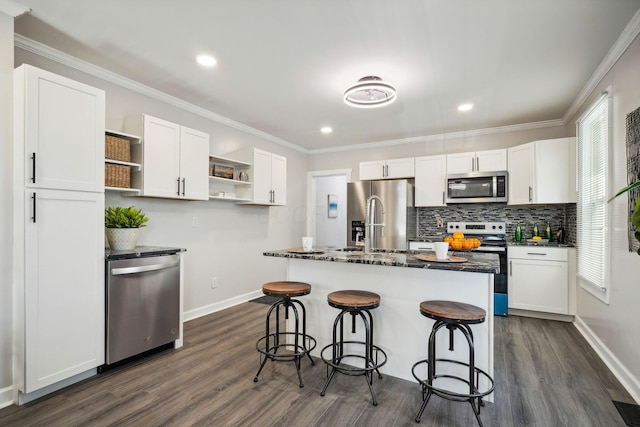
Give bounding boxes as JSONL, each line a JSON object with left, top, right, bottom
{"left": 347, "top": 180, "right": 416, "bottom": 250}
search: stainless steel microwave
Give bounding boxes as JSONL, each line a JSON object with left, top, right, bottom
{"left": 446, "top": 171, "right": 508, "bottom": 203}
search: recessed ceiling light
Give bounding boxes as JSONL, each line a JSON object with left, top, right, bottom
{"left": 196, "top": 54, "right": 217, "bottom": 67}
{"left": 321, "top": 126, "right": 333, "bottom": 134}
{"left": 458, "top": 103, "right": 474, "bottom": 112}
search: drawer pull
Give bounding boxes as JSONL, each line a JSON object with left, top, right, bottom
{"left": 527, "top": 252, "right": 547, "bottom": 256}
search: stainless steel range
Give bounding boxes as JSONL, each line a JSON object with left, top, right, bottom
{"left": 447, "top": 222, "right": 508, "bottom": 316}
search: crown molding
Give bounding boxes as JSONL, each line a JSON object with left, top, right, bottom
{"left": 309, "top": 119, "right": 565, "bottom": 154}
{"left": 13, "top": 34, "right": 309, "bottom": 154}
{"left": 563, "top": 8, "right": 640, "bottom": 125}
{"left": 0, "top": 0, "right": 29, "bottom": 17}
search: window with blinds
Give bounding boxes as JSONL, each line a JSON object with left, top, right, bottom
{"left": 576, "top": 91, "right": 610, "bottom": 303}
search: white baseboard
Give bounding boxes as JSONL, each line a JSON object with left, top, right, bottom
{"left": 574, "top": 315, "right": 640, "bottom": 404}
{"left": 183, "top": 289, "right": 263, "bottom": 322}
{"left": 0, "top": 385, "right": 14, "bottom": 409}
{"left": 508, "top": 308, "right": 574, "bottom": 322}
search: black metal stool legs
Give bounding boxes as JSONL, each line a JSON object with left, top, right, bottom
{"left": 254, "top": 296, "right": 316, "bottom": 387}
{"left": 320, "top": 308, "right": 387, "bottom": 406}
{"left": 412, "top": 320, "right": 494, "bottom": 426}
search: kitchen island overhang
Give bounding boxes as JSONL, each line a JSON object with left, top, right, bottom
{"left": 263, "top": 249, "right": 498, "bottom": 400}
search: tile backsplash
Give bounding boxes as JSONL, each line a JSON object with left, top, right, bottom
{"left": 417, "top": 203, "right": 576, "bottom": 244}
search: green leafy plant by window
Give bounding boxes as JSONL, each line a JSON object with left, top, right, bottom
{"left": 609, "top": 181, "right": 640, "bottom": 254}
{"left": 105, "top": 206, "right": 149, "bottom": 228}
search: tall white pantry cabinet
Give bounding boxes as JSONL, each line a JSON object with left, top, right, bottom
{"left": 13, "top": 65, "right": 106, "bottom": 396}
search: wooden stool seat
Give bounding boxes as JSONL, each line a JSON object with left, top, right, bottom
{"left": 327, "top": 290, "right": 380, "bottom": 310}
{"left": 419, "top": 300, "right": 486, "bottom": 323}
{"left": 262, "top": 281, "right": 311, "bottom": 297}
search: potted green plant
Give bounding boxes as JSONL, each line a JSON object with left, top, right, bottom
{"left": 105, "top": 206, "right": 149, "bottom": 251}
{"left": 609, "top": 181, "right": 640, "bottom": 255}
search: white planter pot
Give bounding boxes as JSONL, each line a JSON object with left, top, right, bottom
{"left": 106, "top": 228, "right": 140, "bottom": 251}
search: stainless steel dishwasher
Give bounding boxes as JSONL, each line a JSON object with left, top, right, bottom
{"left": 106, "top": 251, "right": 181, "bottom": 365}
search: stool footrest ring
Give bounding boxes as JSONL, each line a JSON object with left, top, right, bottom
{"left": 411, "top": 358, "right": 495, "bottom": 401}
{"left": 256, "top": 332, "right": 317, "bottom": 360}
{"left": 320, "top": 340, "right": 387, "bottom": 376}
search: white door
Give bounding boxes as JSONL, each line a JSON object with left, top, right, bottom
{"left": 507, "top": 143, "right": 534, "bottom": 205}
{"left": 359, "top": 160, "right": 385, "bottom": 180}
{"left": 270, "top": 153, "right": 287, "bottom": 205}
{"left": 415, "top": 155, "right": 447, "bottom": 207}
{"left": 476, "top": 149, "right": 507, "bottom": 172}
{"left": 509, "top": 258, "right": 568, "bottom": 314}
{"left": 19, "top": 65, "right": 105, "bottom": 192}
{"left": 142, "top": 115, "right": 181, "bottom": 198}
{"left": 252, "top": 149, "right": 273, "bottom": 204}
{"left": 446, "top": 152, "right": 475, "bottom": 174}
{"left": 23, "top": 189, "right": 104, "bottom": 392}
{"left": 179, "top": 126, "right": 209, "bottom": 200}
{"left": 386, "top": 157, "right": 415, "bottom": 178}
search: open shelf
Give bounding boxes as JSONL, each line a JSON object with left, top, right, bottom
{"left": 209, "top": 155, "right": 250, "bottom": 168}
{"left": 209, "top": 175, "right": 251, "bottom": 186}
{"left": 208, "top": 195, "right": 252, "bottom": 202}
{"left": 105, "top": 159, "right": 142, "bottom": 171}
{"left": 105, "top": 186, "right": 141, "bottom": 194}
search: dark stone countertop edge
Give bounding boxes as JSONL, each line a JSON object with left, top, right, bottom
{"left": 263, "top": 249, "right": 499, "bottom": 274}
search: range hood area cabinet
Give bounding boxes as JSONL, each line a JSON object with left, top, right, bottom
{"left": 359, "top": 157, "right": 414, "bottom": 180}
{"left": 446, "top": 149, "right": 507, "bottom": 174}
{"left": 415, "top": 154, "right": 447, "bottom": 207}
{"left": 231, "top": 147, "right": 287, "bottom": 205}
{"left": 508, "top": 137, "right": 576, "bottom": 205}
{"left": 128, "top": 115, "right": 210, "bottom": 200}
{"left": 13, "top": 65, "right": 106, "bottom": 395}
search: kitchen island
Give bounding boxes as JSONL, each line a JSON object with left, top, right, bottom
{"left": 263, "top": 248, "right": 499, "bottom": 398}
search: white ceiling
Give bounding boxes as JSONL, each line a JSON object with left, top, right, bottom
{"left": 12, "top": 0, "right": 640, "bottom": 152}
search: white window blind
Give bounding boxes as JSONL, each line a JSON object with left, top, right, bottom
{"left": 576, "top": 92, "right": 609, "bottom": 301}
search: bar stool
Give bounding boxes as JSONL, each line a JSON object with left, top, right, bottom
{"left": 254, "top": 281, "right": 316, "bottom": 387}
{"left": 320, "top": 290, "right": 387, "bottom": 405}
{"left": 412, "top": 300, "right": 494, "bottom": 426}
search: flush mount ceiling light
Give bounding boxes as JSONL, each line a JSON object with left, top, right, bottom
{"left": 458, "top": 103, "right": 474, "bottom": 112}
{"left": 320, "top": 126, "right": 333, "bottom": 134}
{"left": 344, "top": 76, "right": 397, "bottom": 108}
{"left": 196, "top": 54, "right": 217, "bottom": 67}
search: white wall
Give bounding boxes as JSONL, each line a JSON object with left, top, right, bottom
{"left": 0, "top": 11, "right": 15, "bottom": 400}
{"left": 313, "top": 175, "right": 347, "bottom": 248}
{"left": 13, "top": 48, "right": 310, "bottom": 317}
{"left": 567, "top": 33, "right": 640, "bottom": 402}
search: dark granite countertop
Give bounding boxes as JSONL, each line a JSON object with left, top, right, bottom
{"left": 105, "top": 245, "right": 186, "bottom": 260}
{"left": 507, "top": 242, "right": 575, "bottom": 248}
{"left": 263, "top": 248, "right": 499, "bottom": 274}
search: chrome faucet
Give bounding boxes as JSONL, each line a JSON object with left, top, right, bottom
{"left": 364, "top": 195, "right": 385, "bottom": 254}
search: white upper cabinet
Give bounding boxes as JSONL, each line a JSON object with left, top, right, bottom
{"left": 507, "top": 143, "right": 535, "bottom": 205}
{"left": 135, "top": 115, "right": 209, "bottom": 200}
{"left": 446, "top": 149, "right": 507, "bottom": 174}
{"left": 15, "top": 64, "right": 105, "bottom": 193}
{"left": 508, "top": 137, "right": 576, "bottom": 205}
{"left": 232, "top": 148, "right": 287, "bottom": 205}
{"left": 359, "top": 157, "right": 414, "bottom": 180}
{"left": 415, "top": 155, "right": 447, "bottom": 207}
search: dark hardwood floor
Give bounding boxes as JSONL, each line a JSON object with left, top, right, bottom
{"left": 0, "top": 301, "right": 633, "bottom": 426}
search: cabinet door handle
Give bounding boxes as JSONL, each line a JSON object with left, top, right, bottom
{"left": 442, "top": 191, "right": 445, "bottom": 205}
{"left": 31, "top": 153, "right": 36, "bottom": 183}
{"left": 528, "top": 186, "right": 533, "bottom": 202}
{"left": 476, "top": 157, "right": 479, "bottom": 171}
{"left": 182, "top": 178, "right": 186, "bottom": 196}
{"left": 509, "top": 260, "right": 512, "bottom": 276}
{"left": 31, "top": 192, "right": 36, "bottom": 223}
{"left": 271, "top": 190, "right": 275, "bottom": 203}
{"left": 176, "top": 177, "right": 181, "bottom": 196}
{"left": 471, "top": 157, "right": 475, "bottom": 172}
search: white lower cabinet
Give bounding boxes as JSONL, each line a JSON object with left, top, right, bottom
{"left": 508, "top": 247, "right": 570, "bottom": 315}
{"left": 17, "top": 189, "right": 105, "bottom": 393}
